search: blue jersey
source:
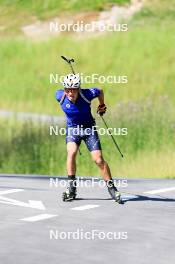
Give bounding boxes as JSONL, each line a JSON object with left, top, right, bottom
{"left": 55, "top": 88, "right": 101, "bottom": 127}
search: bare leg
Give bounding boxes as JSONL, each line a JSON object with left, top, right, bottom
{"left": 91, "top": 150, "right": 121, "bottom": 202}
{"left": 66, "top": 142, "right": 79, "bottom": 175}
{"left": 90, "top": 150, "right": 112, "bottom": 181}
{"left": 62, "top": 142, "right": 79, "bottom": 201}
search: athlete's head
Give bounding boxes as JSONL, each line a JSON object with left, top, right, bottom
{"left": 63, "top": 73, "right": 80, "bottom": 102}
{"left": 63, "top": 73, "right": 80, "bottom": 89}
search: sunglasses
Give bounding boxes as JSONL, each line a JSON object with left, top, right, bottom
{"left": 65, "top": 88, "right": 79, "bottom": 93}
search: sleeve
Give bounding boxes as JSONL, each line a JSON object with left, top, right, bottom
{"left": 84, "top": 88, "right": 101, "bottom": 101}
{"left": 55, "top": 89, "right": 64, "bottom": 102}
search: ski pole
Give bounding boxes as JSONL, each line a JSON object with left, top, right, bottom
{"left": 61, "top": 55, "right": 75, "bottom": 74}
{"left": 61, "top": 55, "right": 82, "bottom": 155}
{"left": 100, "top": 115, "right": 124, "bottom": 158}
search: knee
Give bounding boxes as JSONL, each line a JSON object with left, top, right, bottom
{"left": 93, "top": 156, "right": 104, "bottom": 167}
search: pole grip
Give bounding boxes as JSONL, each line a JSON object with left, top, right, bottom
{"left": 61, "top": 55, "right": 69, "bottom": 63}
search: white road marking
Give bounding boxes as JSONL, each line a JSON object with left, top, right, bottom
{"left": 144, "top": 187, "right": 175, "bottom": 195}
{"left": 0, "top": 190, "right": 45, "bottom": 210}
{"left": 71, "top": 204, "right": 100, "bottom": 211}
{"left": 20, "top": 214, "right": 57, "bottom": 222}
{"left": 0, "top": 189, "right": 24, "bottom": 195}
{"left": 0, "top": 197, "right": 46, "bottom": 210}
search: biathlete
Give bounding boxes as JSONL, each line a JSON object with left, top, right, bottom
{"left": 55, "top": 73, "right": 121, "bottom": 203}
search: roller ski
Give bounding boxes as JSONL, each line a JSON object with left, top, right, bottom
{"left": 106, "top": 180, "right": 123, "bottom": 204}
{"left": 62, "top": 178, "right": 77, "bottom": 202}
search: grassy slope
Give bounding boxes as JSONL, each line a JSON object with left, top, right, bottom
{"left": 0, "top": 1, "right": 175, "bottom": 114}
{"left": 0, "top": 0, "right": 130, "bottom": 36}
{"left": 0, "top": 23, "right": 175, "bottom": 114}
{"left": 0, "top": 0, "right": 175, "bottom": 177}
{"left": 0, "top": 0, "right": 130, "bottom": 13}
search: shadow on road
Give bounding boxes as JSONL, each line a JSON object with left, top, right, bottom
{"left": 122, "top": 194, "right": 175, "bottom": 203}
{"left": 75, "top": 198, "right": 112, "bottom": 201}
{"left": 74, "top": 195, "right": 175, "bottom": 204}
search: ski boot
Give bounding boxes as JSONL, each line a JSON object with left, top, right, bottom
{"left": 62, "top": 178, "right": 77, "bottom": 202}
{"left": 106, "top": 180, "right": 122, "bottom": 204}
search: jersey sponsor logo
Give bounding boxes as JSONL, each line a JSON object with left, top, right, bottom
{"left": 90, "top": 88, "right": 95, "bottom": 95}
{"left": 66, "top": 103, "right": 70, "bottom": 108}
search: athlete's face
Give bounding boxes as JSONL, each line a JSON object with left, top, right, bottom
{"left": 65, "top": 88, "right": 79, "bottom": 102}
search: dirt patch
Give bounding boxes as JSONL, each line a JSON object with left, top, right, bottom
{"left": 21, "top": 0, "right": 143, "bottom": 41}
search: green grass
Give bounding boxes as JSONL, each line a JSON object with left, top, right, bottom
{"left": 0, "top": 97, "right": 174, "bottom": 177}
{"left": 0, "top": 0, "right": 175, "bottom": 114}
{"left": 0, "top": 22, "right": 175, "bottom": 114}
{"left": 133, "top": 0, "right": 175, "bottom": 21}
{"left": 0, "top": 0, "right": 130, "bottom": 15}
{"left": 0, "top": 0, "right": 175, "bottom": 177}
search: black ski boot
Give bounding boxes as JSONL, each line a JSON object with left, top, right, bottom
{"left": 62, "top": 178, "right": 77, "bottom": 202}
{"left": 106, "top": 180, "right": 122, "bottom": 204}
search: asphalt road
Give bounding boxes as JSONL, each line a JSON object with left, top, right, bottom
{"left": 0, "top": 175, "right": 175, "bottom": 264}
{"left": 0, "top": 110, "right": 65, "bottom": 124}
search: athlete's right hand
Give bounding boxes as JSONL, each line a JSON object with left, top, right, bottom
{"left": 97, "top": 104, "right": 107, "bottom": 116}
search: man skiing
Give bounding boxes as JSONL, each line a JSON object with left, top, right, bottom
{"left": 55, "top": 73, "right": 121, "bottom": 203}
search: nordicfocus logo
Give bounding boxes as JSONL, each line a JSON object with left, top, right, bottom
{"left": 49, "top": 73, "right": 128, "bottom": 85}
{"left": 50, "top": 229, "right": 128, "bottom": 240}
{"left": 49, "top": 178, "right": 128, "bottom": 189}
{"left": 66, "top": 104, "right": 70, "bottom": 108}
{"left": 49, "top": 21, "right": 128, "bottom": 33}
{"left": 49, "top": 125, "right": 128, "bottom": 136}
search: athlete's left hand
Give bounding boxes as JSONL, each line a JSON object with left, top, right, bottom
{"left": 97, "top": 104, "right": 107, "bottom": 116}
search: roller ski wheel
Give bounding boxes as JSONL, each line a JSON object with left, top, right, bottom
{"left": 114, "top": 191, "right": 123, "bottom": 204}
{"left": 62, "top": 191, "right": 76, "bottom": 202}
{"left": 62, "top": 178, "right": 77, "bottom": 202}
{"left": 107, "top": 180, "right": 123, "bottom": 204}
